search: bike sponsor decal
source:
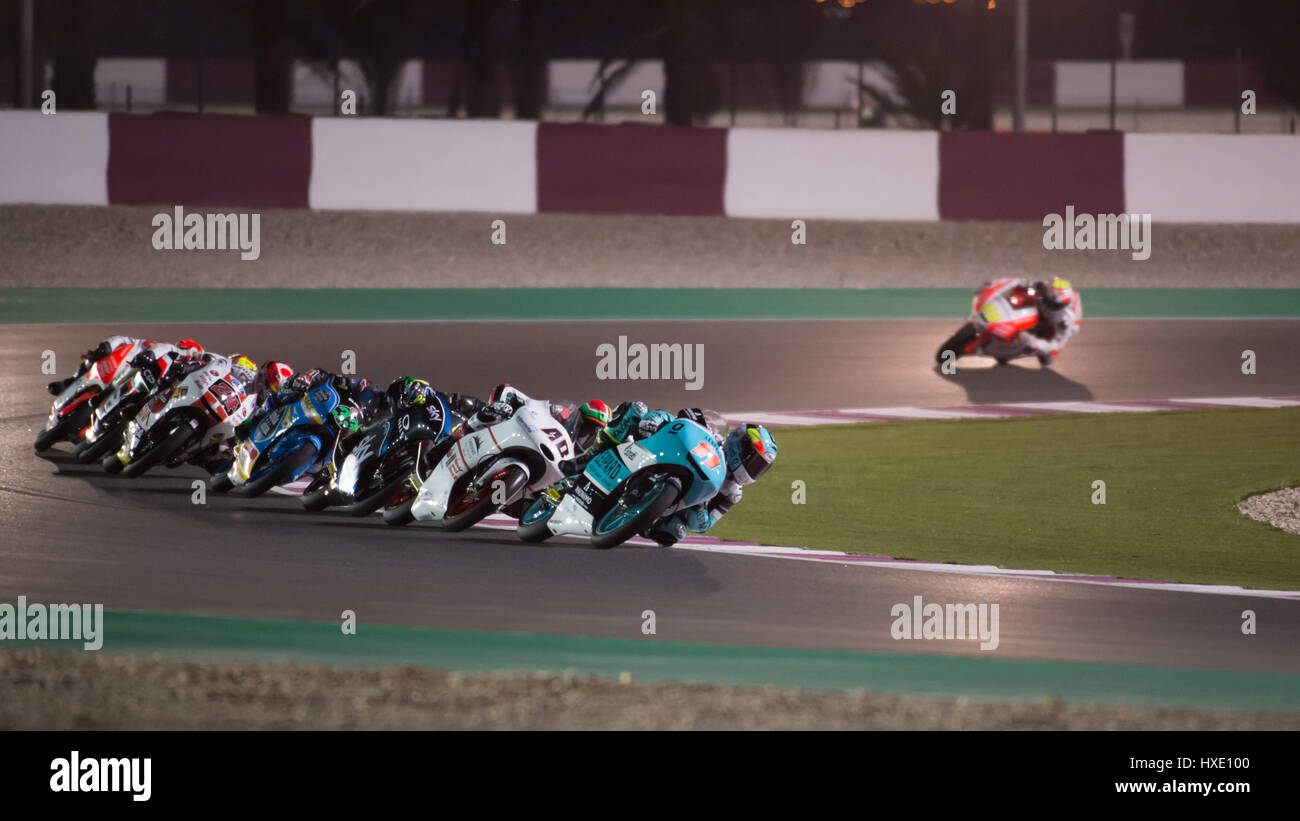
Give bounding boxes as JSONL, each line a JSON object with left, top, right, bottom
{"left": 541, "top": 426, "right": 570, "bottom": 458}
{"left": 256, "top": 412, "right": 278, "bottom": 440}
{"left": 353, "top": 432, "right": 379, "bottom": 466}
{"left": 691, "top": 440, "right": 721, "bottom": 470}
{"left": 207, "top": 379, "right": 242, "bottom": 417}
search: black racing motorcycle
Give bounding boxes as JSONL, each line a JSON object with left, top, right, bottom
{"left": 301, "top": 393, "right": 463, "bottom": 517}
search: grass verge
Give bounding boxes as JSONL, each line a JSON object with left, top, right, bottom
{"left": 712, "top": 407, "right": 1300, "bottom": 590}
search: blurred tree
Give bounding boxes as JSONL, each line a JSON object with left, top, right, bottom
{"left": 857, "top": 0, "right": 994, "bottom": 130}
{"left": 585, "top": 0, "right": 718, "bottom": 126}
{"left": 455, "top": 0, "right": 503, "bottom": 117}
{"left": 254, "top": 0, "right": 293, "bottom": 113}
{"left": 507, "top": 0, "right": 544, "bottom": 119}
{"left": 52, "top": 0, "right": 107, "bottom": 110}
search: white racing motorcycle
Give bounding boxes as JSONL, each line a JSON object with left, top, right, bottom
{"left": 382, "top": 388, "right": 574, "bottom": 531}
{"left": 110, "top": 355, "right": 259, "bottom": 478}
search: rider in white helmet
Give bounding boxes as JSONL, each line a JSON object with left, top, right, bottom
{"left": 1015, "top": 277, "right": 1082, "bottom": 367}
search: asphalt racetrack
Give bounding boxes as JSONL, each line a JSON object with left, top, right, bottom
{"left": 3, "top": 319, "right": 1299, "bottom": 676}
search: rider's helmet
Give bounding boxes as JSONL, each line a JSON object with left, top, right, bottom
{"left": 722, "top": 424, "right": 778, "bottom": 486}
{"left": 579, "top": 399, "right": 611, "bottom": 428}
{"left": 568, "top": 399, "right": 610, "bottom": 451}
{"left": 230, "top": 354, "right": 257, "bottom": 372}
{"left": 388, "top": 376, "right": 433, "bottom": 407}
{"left": 260, "top": 361, "right": 296, "bottom": 395}
{"left": 176, "top": 339, "right": 204, "bottom": 355}
{"left": 1035, "top": 277, "right": 1076, "bottom": 310}
{"left": 331, "top": 404, "right": 362, "bottom": 434}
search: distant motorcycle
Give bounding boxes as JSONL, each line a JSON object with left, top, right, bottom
{"left": 517, "top": 415, "right": 727, "bottom": 549}
{"left": 302, "top": 393, "right": 462, "bottom": 516}
{"left": 383, "top": 388, "right": 573, "bottom": 530}
{"left": 109, "top": 356, "right": 257, "bottom": 478}
{"left": 936, "top": 278, "right": 1042, "bottom": 366}
{"left": 210, "top": 382, "right": 357, "bottom": 498}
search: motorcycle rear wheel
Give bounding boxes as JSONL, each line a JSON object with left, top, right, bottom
{"left": 443, "top": 464, "right": 529, "bottom": 533}
{"left": 240, "top": 442, "right": 318, "bottom": 498}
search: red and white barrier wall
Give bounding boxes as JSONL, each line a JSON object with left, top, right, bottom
{"left": 3, "top": 110, "right": 1300, "bottom": 222}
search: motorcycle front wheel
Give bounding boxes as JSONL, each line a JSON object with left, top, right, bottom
{"left": 516, "top": 496, "right": 558, "bottom": 543}
{"left": 122, "top": 425, "right": 193, "bottom": 479}
{"left": 936, "top": 322, "right": 978, "bottom": 365}
{"left": 591, "top": 474, "right": 682, "bottom": 550}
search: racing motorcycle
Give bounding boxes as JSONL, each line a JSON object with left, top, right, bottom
{"left": 382, "top": 388, "right": 573, "bottom": 531}
{"left": 209, "top": 381, "right": 359, "bottom": 498}
{"left": 74, "top": 349, "right": 175, "bottom": 464}
{"left": 517, "top": 415, "right": 727, "bottom": 549}
{"left": 108, "top": 356, "right": 258, "bottom": 478}
{"left": 302, "top": 393, "right": 462, "bottom": 516}
{"left": 34, "top": 340, "right": 140, "bottom": 452}
{"left": 936, "top": 278, "right": 1042, "bottom": 365}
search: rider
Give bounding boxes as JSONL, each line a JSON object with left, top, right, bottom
{"left": 561, "top": 400, "right": 673, "bottom": 475}
{"left": 47, "top": 336, "right": 204, "bottom": 395}
{"left": 645, "top": 417, "right": 778, "bottom": 546}
{"left": 1015, "top": 277, "right": 1082, "bottom": 367}
{"left": 237, "top": 366, "right": 380, "bottom": 440}
{"left": 466, "top": 384, "right": 610, "bottom": 454}
{"left": 560, "top": 403, "right": 778, "bottom": 546}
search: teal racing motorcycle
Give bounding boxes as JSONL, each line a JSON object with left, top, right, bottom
{"left": 517, "top": 415, "right": 727, "bottom": 549}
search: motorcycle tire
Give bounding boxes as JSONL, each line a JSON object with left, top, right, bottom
{"left": 122, "top": 425, "right": 194, "bottom": 479}
{"left": 207, "top": 471, "right": 235, "bottom": 493}
{"left": 101, "top": 452, "right": 126, "bottom": 474}
{"left": 442, "top": 464, "right": 529, "bottom": 533}
{"left": 344, "top": 473, "right": 410, "bottom": 518}
{"left": 34, "top": 410, "right": 82, "bottom": 452}
{"left": 936, "top": 322, "right": 978, "bottom": 365}
{"left": 240, "top": 442, "right": 318, "bottom": 499}
{"left": 76, "top": 431, "right": 123, "bottom": 464}
{"left": 591, "top": 475, "right": 682, "bottom": 550}
{"left": 383, "top": 494, "right": 417, "bottom": 526}
{"left": 516, "top": 496, "right": 557, "bottom": 543}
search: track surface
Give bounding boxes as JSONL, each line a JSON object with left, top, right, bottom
{"left": 3, "top": 320, "right": 1299, "bottom": 675}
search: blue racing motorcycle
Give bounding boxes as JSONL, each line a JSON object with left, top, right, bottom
{"left": 517, "top": 416, "right": 727, "bottom": 549}
{"left": 209, "top": 382, "right": 357, "bottom": 498}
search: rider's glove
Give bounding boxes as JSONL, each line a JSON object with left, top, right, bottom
{"left": 481, "top": 401, "right": 514, "bottom": 423}
{"left": 635, "top": 417, "right": 664, "bottom": 440}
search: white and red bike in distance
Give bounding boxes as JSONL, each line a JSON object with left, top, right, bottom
{"left": 109, "top": 355, "right": 258, "bottom": 478}
{"left": 383, "top": 387, "right": 574, "bottom": 531}
{"left": 936, "top": 278, "right": 1043, "bottom": 366}
{"left": 35, "top": 341, "right": 141, "bottom": 452}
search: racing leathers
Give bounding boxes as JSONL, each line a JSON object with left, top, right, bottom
{"left": 238, "top": 370, "right": 382, "bottom": 441}
{"left": 1015, "top": 281, "right": 1082, "bottom": 365}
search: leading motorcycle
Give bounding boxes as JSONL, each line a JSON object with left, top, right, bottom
{"left": 936, "top": 278, "right": 1042, "bottom": 366}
